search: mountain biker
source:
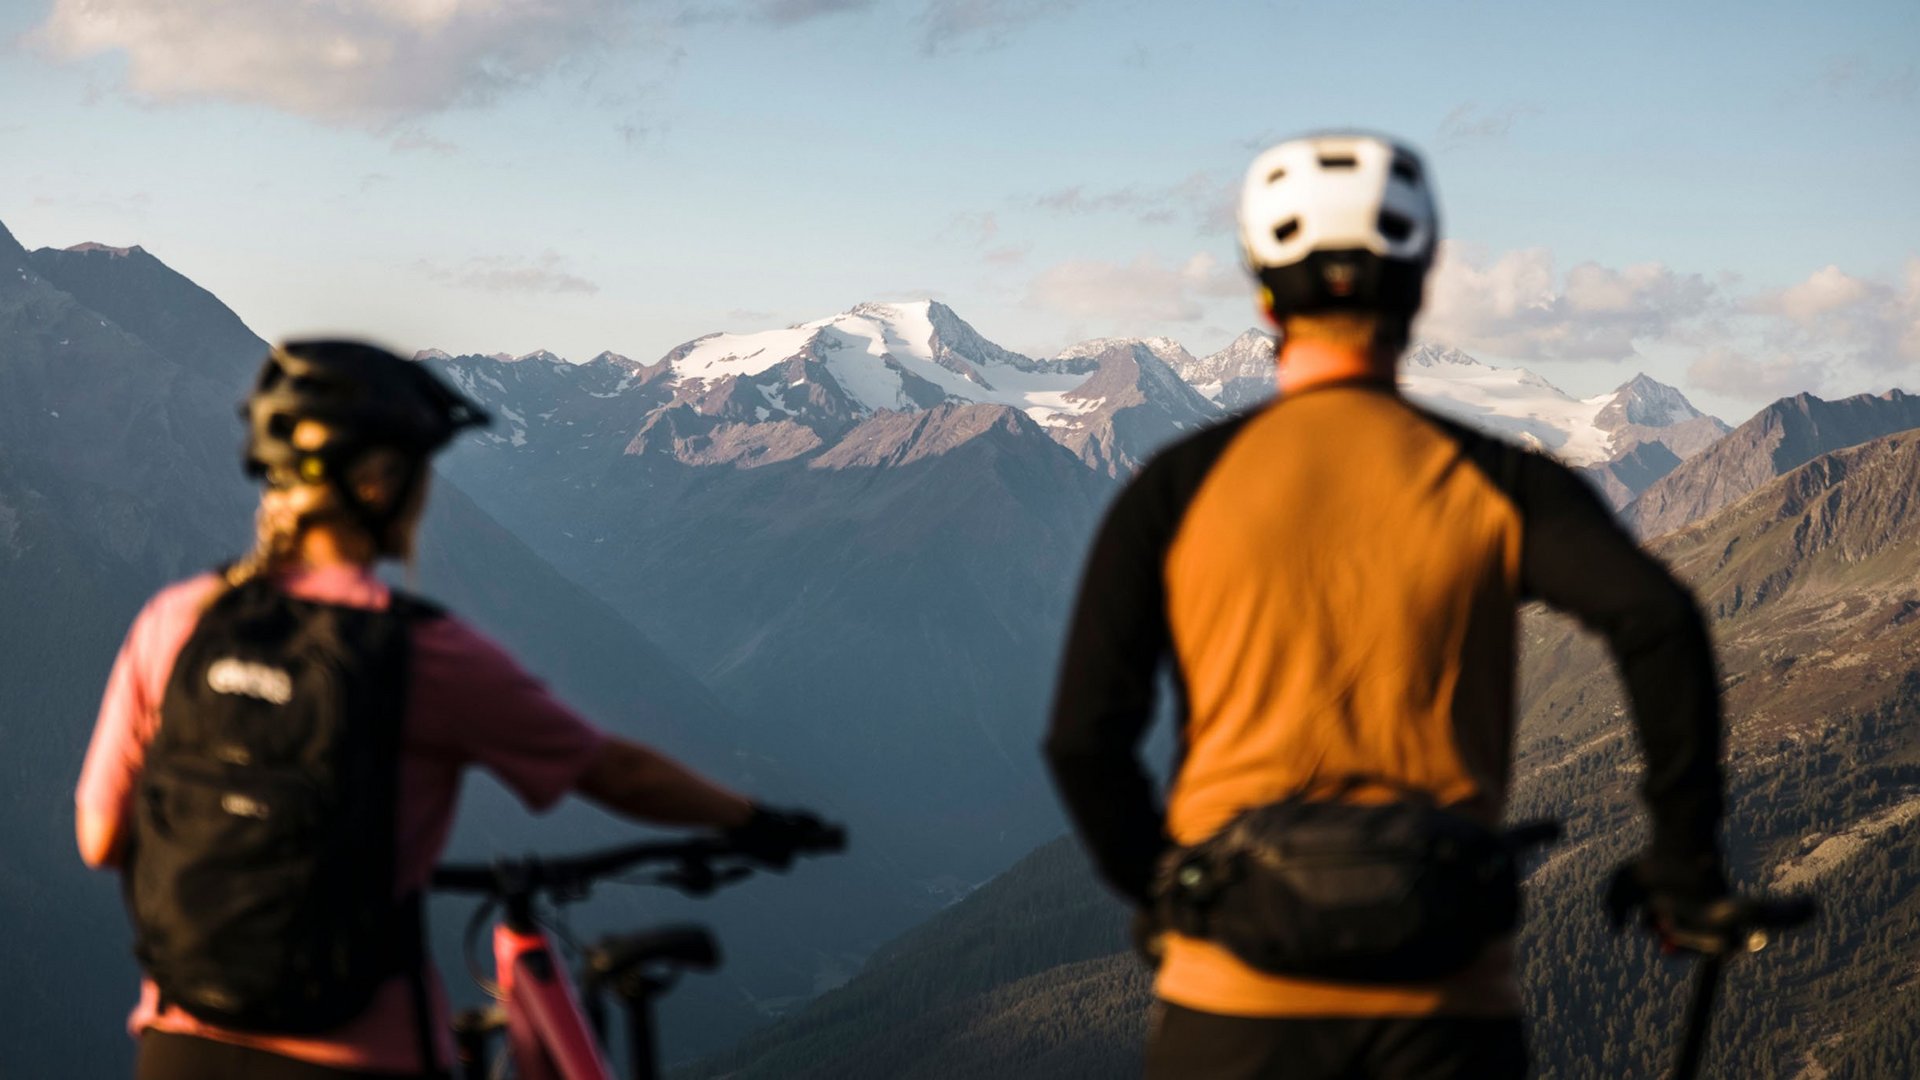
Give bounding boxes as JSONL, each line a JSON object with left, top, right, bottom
{"left": 1043, "top": 133, "right": 1729, "bottom": 1079}
{"left": 76, "top": 340, "right": 825, "bottom": 1080}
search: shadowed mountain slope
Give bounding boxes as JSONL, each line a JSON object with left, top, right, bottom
{"left": 1624, "top": 388, "right": 1920, "bottom": 537}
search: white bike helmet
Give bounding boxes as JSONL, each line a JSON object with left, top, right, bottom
{"left": 1237, "top": 132, "right": 1439, "bottom": 317}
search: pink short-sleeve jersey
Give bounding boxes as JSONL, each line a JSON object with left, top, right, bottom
{"left": 75, "top": 565, "right": 609, "bottom": 1073}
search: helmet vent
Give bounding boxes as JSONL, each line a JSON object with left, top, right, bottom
{"left": 1317, "top": 154, "right": 1358, "bottom": 169}
{"left": 1390, "top": 156, "right": 1421, "bottom": 184}
{"left": 1266, "top": 167, "right": 1287, "bottom": 184}
{"left": 1273, "top": 218, "right": 1301, "bottom": 243}
{"left": 1377, "top": 211, "right": 1414, "bottom": 243}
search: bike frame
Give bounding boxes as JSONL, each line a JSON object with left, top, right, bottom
{"left": 491, "top": 921, "right": 613, "bottom": 1080}
{"left": 436, "top": 830, "right": 842, "bottom": 1080}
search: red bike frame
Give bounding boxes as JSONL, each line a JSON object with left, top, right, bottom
{"left": 491, "top": 922, "right": 613, "bottom": 1080}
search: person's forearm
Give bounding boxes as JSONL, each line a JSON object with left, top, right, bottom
{"left": 1613, "top": 596, "right": 1724, "bottom": 868}
{"left": 576, "top": 738, "right": 753, "bottom": 828}
{"left": 76, "top": 805, "right": 126, "bottom": 869}
{"left": 1045, "top": 742, "right": 1168, "bottom": 906}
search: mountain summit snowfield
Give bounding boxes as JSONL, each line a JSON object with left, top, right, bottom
{"left": 423, "top": 301, "right": 1727, "bottom": 493}
{"left": 663, "top": 300, "right": 1101, "bottom": 430}
{"left": 1397, "top": 342, "right": 1731, "bottom": 468}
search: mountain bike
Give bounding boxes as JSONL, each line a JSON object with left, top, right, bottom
{"left": 431, "top": 826, "right": 844, "bottom": 1080}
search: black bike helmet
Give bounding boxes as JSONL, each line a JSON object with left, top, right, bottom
{"left": 242, "top": 339, "right": 488, "bottom": 545}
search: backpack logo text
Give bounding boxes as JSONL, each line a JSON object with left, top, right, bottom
{"left": 206, "top": 658, "right": 294, "bottom": 706}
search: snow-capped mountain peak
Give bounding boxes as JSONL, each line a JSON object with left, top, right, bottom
{"left": 513, "top": 349, "right": 566, "bottom": 365}
{"left": 1403, "top": 342, "right": 1486, "bottom": 369}
{"left": 657, "top": 300, "right": 1104, "bottom": 428}
{"left": 1056, "top": 336, "right": 1196, "bottom": 371}
{"left": 413, "top": 348, "right": 453, "bottom": 362}
{"left": 1592, "top": 372, "right": 1708, "bottom": 428}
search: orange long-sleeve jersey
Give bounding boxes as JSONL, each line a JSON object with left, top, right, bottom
{"left": 1045, "top": 380, "right": 1723, "bottom": 1018}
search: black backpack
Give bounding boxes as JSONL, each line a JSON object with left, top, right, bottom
{"left": 127, "top": 577, "right": 439, "bottom": 1036}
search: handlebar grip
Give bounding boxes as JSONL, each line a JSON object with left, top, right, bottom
{"left": 803, "top": 823, "right": 848, "bottom": 854}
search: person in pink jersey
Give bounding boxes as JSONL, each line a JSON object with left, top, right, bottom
{"left": 77, "top": 340, "right": 827, "bottom": 1079}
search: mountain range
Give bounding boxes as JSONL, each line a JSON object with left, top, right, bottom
{"left": 433, "top": 308, "right": 1733, "bottom": 512}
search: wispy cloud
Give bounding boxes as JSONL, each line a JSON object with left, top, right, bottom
{"left": 1423, "top": 244, "right": 1920, "bottom": 400}
{"left": 1817, "top": 54, "right": 1916, "bottom": 103}
{"left": 390, "top": 127, "right": 458, "bottom": 155}
{"left": 756, "top": 0, "right": 876, "bottom": 24}
{"left": 31, "top": 0, "right": 631, "bottom": 127}
{"left": 1434, "top": 102, "right": 1532, "bottom": 151}
{"left": 1686, "top": 346, "right": 1827, "bottom": 400}
{"left": 1420, "top": 243, "right": 1717, "bottom": 362}
{"left": 1748, "top": 260, "right": 1920, "bottom": 372}
{"left": 1025, "top": 252, "right": 1245, "bottom": 323}
{"left": 1032, "top": 171, "right": 1235, "bottom": 234}
{"left": 920, "top": 0, "right": 1082, "bottom": 55}
{"left": 418, "top": 252, "right": 600, "bottom": 297}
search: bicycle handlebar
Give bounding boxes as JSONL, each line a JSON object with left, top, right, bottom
{"left": 1604, "top": 866, "right": 1817, "bottom": 957}
{"left": 431, "top": 825, "right": 847, "bottom": 901}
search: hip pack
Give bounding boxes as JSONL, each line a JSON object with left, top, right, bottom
{"left": 1155, "top": 785, "right": 1552, "bottom": 983}
{"left": 127, "top": 576, "right": 440, "bottom": 1033}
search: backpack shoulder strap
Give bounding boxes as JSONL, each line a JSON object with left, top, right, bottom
{"left": 386, "top": 589, "right": 446, "bottom": 622}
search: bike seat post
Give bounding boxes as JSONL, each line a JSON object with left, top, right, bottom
{"left": 616, "top": 976, "right": 668, "bottom": 1080}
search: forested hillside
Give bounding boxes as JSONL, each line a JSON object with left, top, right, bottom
{"left": 680, "top": 839, "right": 1145, "bottom": 1078}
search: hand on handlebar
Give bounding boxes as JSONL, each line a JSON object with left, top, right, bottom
{"left": 1605, "top": 857, "right": 1815, "bottom": 957}
{"left": 725, "top": 804, "right": 845, "bottom": 870}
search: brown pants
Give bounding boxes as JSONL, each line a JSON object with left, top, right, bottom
{"left": 1145, "top": 1002, "right": 1528, "bottom": 1080}
{"left": 136, "top": 1031, "right": 444, "bottom": 1080}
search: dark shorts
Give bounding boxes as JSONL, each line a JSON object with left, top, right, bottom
{"left": 136, "top": 1031, "right": 443, "bottom": 1080}
{"left": 1144, "top": 1002, "right": 1528, "bottom": 1080}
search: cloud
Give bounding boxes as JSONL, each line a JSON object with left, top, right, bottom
{"left": 755, "top": 0, "right": 875, "bottom": 23}
{"left": 1817, "top": 54, "right": 1916, "bottom": 103}
{"left": 1686, "top": 347, "right": 1827, "bottom": 401}
{"left": 32, "top": 0, "right": 631, "bottom": 126}
{"left": 942, "top": 210, "right": 1000, "bottom": 246}
{"left": 1026, "top": 252, "right": 1245, "bottom": 323}
{"left": 1434, "top": 102, "right": 1532, "bottom": 151}
{"left": 1749, "top": 260, "right": 1920, "bottom": 371}
{"left": 920, "top": 0, "right": 1081, "bottom": 54}
{"left": 390, "top": 127, "right": 459, "bottom": 155}
{"left": 1420, "top": 244, "right": 1717, "bottom": 361}
{"left": 418, "top": 252, "right": 599, "bottom": 296}
{"left": 1033, "top": 171, "right": 1236, "bottom": 234}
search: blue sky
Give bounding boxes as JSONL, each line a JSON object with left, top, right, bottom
{"left": 1, "top": 0, "right": 1915, "bottom": 423}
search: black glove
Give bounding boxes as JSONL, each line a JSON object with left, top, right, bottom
{"left": 1606, "top": 854, "right": 1737, "bottom": 955}
{"left": 726, "top": 804, "right": 842, "bottom": 869}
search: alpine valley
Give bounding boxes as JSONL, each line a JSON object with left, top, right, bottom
{"left": 3, "top": 215, "right": 1917, "bottom": 1078}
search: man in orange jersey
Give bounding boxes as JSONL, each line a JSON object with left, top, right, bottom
{"left": 1044, "top": 133, "right": 1728, "bottom": 1079}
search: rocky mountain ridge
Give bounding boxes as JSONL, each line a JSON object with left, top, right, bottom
{"left": 427, "top": 305, "right": 1728, "bottom": 500}
{"left": 1625, "top": 388, "right": 1920, "bottom": 537}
